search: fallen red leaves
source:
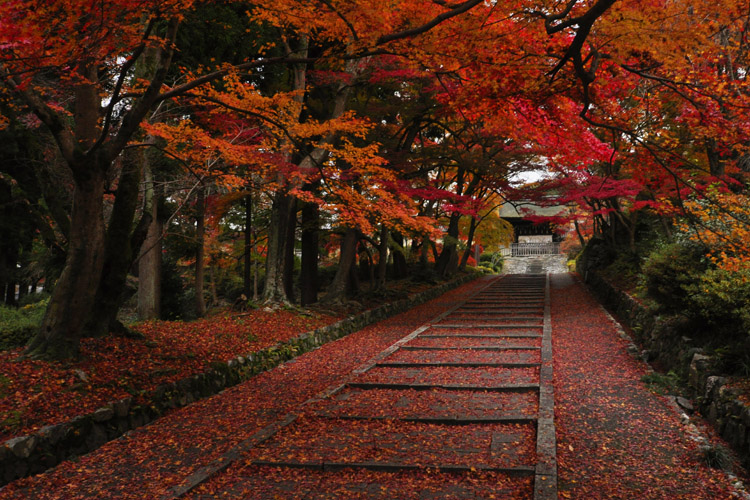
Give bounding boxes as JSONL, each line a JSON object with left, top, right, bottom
{"left": 356, "top": 365, "right": 539, "bottom": 386}
{"left": 386, "top": 347, "right": 541, "bottom": 364}
{"left": 249, "top": 415, "right": 536, "bottom": 468}
{"left": 189, "top": 465, "right": 534, "bottom": 499}
{"left": 407, "top": 336, "right": 542, "bottom": 349}
{"left": 0, "top": 308, "right": 339, "bottom": 442}
{"left": 306, "top": 387, "right": 539, "bottom": 420}
{"left": 0, "top": 279, "right": 490, "bottom": 500}
{"left": 551, "top": 274, "right": 741, "bottom": 499}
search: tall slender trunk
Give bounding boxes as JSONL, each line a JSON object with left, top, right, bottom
{"left": 574, "top": 220, "right": 586, "bottom": 247}
{"left": 138, "top": 165, "right": 162, "bottom": 320}
{"left": 300, "top": 199, "right": 319, "bottom": 305}
{"left": 243, "top": 193, "right": 252, "bottom": 298}
{"left": 194, "top": 185, "right": 206, "bottom": 317}
{"left": 376, "top": 225, "right": 389, "bottom": 289}
{"left": 459, "top": 216, "right": 479, "bottom": 270}
{"left": 263, "top": 191, "right": 296, "bottom": 304}
{"left": 283, "top": 197, "right": 297, "bottom": 301}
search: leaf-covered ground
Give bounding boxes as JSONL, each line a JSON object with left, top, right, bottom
{"left": 0, "top": 309, "right": 340, "bottom": 442}
{"left": 2, "top": 273, "right": 747, "bottom": 499}
{"left": 0, "top": 278, "right": 491, "bottom": 499}
{"left": 551, "top": 273, "right": 743, "bottom": 499}
{"left": 306, "top": 387, "right": 539, "bottom": 420}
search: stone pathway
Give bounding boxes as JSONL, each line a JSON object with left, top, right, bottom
{"left": 176, "top": 275, "right": 556, "bottom": 499}
{"left": 5, "top": 271, "right": 742, "bottom": 499}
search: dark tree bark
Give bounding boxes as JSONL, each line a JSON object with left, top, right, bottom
{"left": 706, "top": 138, "right": 725, "bottom": 177}
{"left": 391, "top": 232, "right": 409, "bottom": 279}
{"left": 20, "top": 21, "right": 180, "bottom": 359}
{"left": 243, "top": 193, "right": 252, "bottom": 298}
{"left": 137, "top": 165, "right": 162, "bottom": 320}
{"left": 376, "top": 225, "right": 389, "bottom": 289}
{"left": 84, "top": 151, "right": 152, "bottom": 338}
{"left": 299, "top": 199, "right": 319, "bottom": 305}
{"left": 194, "top": 184, "right": 206, "bottom": 317}
{"left": 283, "top": 197, "right": 297, "bottom": 301}
{"left": 26, "top": 162, "right": 108, "bottom": 359}
{"left": 459, "top": 216, "right": 479, "bottom": 271}
{"left": 322, "top": 228, "right": 358, "bottom": 303}
{"left": 263, "top": 191, "right": 297, "bottom": 304}
{"left": 435, "top": 211, "right": 461, "bottom": 276}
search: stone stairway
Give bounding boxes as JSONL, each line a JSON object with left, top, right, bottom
{"left": 184, "top": 275, "right": 557, "bottom": 499}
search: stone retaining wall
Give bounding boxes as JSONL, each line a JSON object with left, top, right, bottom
{"left": 0, "top": 273, "right": 478, "bottom": 485}
{"left": 585, "top": 271, "right": 750, "bottom": 466}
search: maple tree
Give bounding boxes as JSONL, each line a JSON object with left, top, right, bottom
{"left": 2, "top": 0, "right": 750, "bottom": 360}
{"left": 0, "top": 0, "right": 501, "bottom": 358}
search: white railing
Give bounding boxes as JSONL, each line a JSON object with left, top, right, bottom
{"left": 499, "top": 242, "right": 561, "bottom": 257}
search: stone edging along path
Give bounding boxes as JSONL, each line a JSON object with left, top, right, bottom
{"left": 585, "top": 270, "right": 750, "bottom": 468}
{"left": 0, "top": 273, "right": 479, "bottom": 486}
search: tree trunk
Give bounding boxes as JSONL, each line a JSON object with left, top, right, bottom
{"left": 322, "top": 229, "right": 358, "bottom": 303}
{"left": 194, "top": 184, "right": 206, "bottom": 317}
{"left": 26, "top": 166, "right": 107, "bottom": 359}
{"left": 459, "top": 216, "right": 478, "bottom": 271}
{"left": 376, "top": 225, "right": 388, "bottom": 289}
{"left": 243, "top": 193, "right": 252, "bottom": 298}
{"left": 391, "top": 232, "right": 409, "bottom": 279}
{"left": 138, "top": 165, "right": 162, "bottom": 320}
{"left": 299, "top": 200, "right": 319, "bottom": 305}
{"left": 283, "top": 197, "right": 297, "bottom": 301}
{"left": 263, "top": 191, "right": 296, "bottom": 304}
{"left": 83, "top": 150, "right": 151, "bottom": 338}
{"left": 706, "top": 138, "right": 725, "bottom": 177}
{"left": 435, "top": 212, "right": 461, "bottom": 276}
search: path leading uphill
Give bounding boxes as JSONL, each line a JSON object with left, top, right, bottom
{"left": 178, "top": 274, "right": 555, "bottom": 500}
{"left": 0, "top": 273, "right": 743, "bottom": 499}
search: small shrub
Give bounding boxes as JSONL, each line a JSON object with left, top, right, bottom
{"left": 18, "top": 291, "right": 50, "bottom": 307}
{"left": 711, "top": 342, "right": 750, "bottom": 377}
{"left": 683, "top": 268, "right": 750, "bottom": 334}
{"left": 641, "top": 242, "right": 707, "bottom": 312}
{"left": 0, "top": 299, "right": 48, "bottom": 350}
{"left": 641, "top": 370, "right": 682, "bottom": 395}
{"left": 700, "top": 444, "right": 732, "bottom": 470}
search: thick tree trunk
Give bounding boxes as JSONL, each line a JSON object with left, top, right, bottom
{"left": 263, "top": 191, "right": 296, "bottom": 304}
{"left": 194, "top": 185, "right": 206, "bottom": 317}
{"left": 435, "top": 212, "right": 461, "bottom": 276}
{"left": 322, "top": 229, "right": 358, "bottom": 303}
{"left": 26, "top": 167, "right": 107, "bottom": 359}
{"left": 391, "top": 232, "right": 409, "bottom": 279}
{"left": 299, "top": 200, "right": 319, "bottom": 305}
{"left": 138, "top": 166, "right": 162, "bottom": 320}
{"left": 84, "top": 150, "right": 152, "bottom": 337}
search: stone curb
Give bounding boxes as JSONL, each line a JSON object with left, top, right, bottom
{"left": 0, "top": 273, "right": 479, "bottom": 486}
